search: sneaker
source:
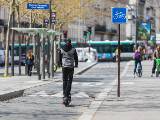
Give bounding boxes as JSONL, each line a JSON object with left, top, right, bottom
{"left": 68, "top": 96, "right": 71, "bottom": 104}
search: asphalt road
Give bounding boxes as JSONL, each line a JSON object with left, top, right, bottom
{"left": 0, "top": 62, "right": 126, "bottom": 120}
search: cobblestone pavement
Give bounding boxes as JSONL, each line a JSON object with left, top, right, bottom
{"left": 0, "top": 62, "right": 126, "bottom": 120}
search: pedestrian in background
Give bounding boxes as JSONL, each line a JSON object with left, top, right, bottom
{"left": 59, "top": 39, "right": 78, "bottom": 106}
{"left": 26, "top": 50, "right": 34, "bottom": 76}
{"left": 115, "top": 47, "right": 121, "bottom": 62}
{"left": 151, "top": 46, "right": 160, "bottom": 77}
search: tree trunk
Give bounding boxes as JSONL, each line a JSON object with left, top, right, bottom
{"left": 4, "top": 1, "right": 14, "bottom": 77}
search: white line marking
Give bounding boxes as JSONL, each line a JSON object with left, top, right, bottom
{"left": 29, "top": 91, "right": 50, "bottom": 97}
{"left": 51, "top": 91, "right": 63, "bottom": 97}
{"left": 72, "top": 92, "right": 89, "bottom": 98}
{"left": 78, "top": 61, "right": 132, "bottom": 120}
{"left": 121, "top": 82, "right": 134, "bottom": 85}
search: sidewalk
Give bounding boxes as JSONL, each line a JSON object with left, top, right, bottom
{"left": 0, "top": 62, "right": 97, "bottom": 101}
{"left": 92, "top": 60, "right": 160, "bottom": 120}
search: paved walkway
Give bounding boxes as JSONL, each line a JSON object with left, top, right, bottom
{"left": 0, "top": 62, "right": 96, "bottom": 100}
{"left": 92, "top": 60, "right": 160, "bottom": 120}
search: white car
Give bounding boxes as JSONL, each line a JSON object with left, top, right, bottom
{"left": 84, "top": 47, "right": 98, "bottom": 62}
{"left": 0, "top": 50, "right": 11, "bottom": 66}
{"left": 76, "top": 48, "right": 88, "bottom": 62}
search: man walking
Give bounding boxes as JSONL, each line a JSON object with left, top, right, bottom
{"left": 59, "top": 39, "right": 78, "bottom": 106}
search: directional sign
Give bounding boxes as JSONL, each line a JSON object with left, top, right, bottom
{"left": 112, "top": 8, "right": 127, "bottom": 24}
{"left": 51, "top": 12, "right": 56, "bottom": 18}
{"left": 27, "top": 3, "right": 49, "bottom": 10}
{"left": 51, "top": 19, "right": 56, "bottom": 24}
{"left": 44, "top": 19, "right": 49, "bottom": 24}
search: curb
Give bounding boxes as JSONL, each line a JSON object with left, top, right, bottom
{"left": 75, "top": 62, "right": 97, "bottom": 75}
{"left": 0, "top": 62, "right": 97, "bottom": 101}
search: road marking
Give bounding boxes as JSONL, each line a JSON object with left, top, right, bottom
{"left": 29, "top": 91, "right": 90, "bottom": 98}
{"left": 51, "top": 91, "right": 63, "bottom": 97}
{"left": 121, "top": 82, "right": 134, "bottom": 85}
{"left": 72, "top": 92, "right": 89, "bottom": 98}
{"left": 55, "top": 82, "right": 104, "bottom": 87}
{"left": 29, "top": 91, "right": 49, "bottom": 97}
{"left": 78, "top": 61, "right": 132, "bottom": 120}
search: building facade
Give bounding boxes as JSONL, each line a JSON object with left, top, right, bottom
{"left": 0, "top": 6, "right": 9, "bottom": 48}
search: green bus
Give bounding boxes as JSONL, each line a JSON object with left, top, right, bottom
{"left": 89, "top": 40, "right": 134, "bottom": 61}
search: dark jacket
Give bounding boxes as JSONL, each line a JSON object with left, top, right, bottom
{"left": 26, "top": 55, "right": 34, "bottom": 65}
{"left": 59, "top": 44, "right": 78, "bottom": 68}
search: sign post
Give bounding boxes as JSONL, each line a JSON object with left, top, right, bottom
{"left": 111, "top": 7, "right": 127, "bottom": 97}
{"left": 27, "top": 3, "right": 49, "bottom": 10}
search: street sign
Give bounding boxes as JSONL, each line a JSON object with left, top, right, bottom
{"left": 111, "top": 7, "right": 128, "bottom": 97}
{"left": 51, "top": 19, "right": 56, "bottom": 24}
{"left": 111, "top": 7, "right": 127, "bottom": 24}
{"left": 51, "top": 12, "right": 56, "bottom": 18}
{"left": 27, "top": 3, "right": 49, "bottom": 10}
{"left": 44, "top": 19, "right": 49, "bottom": 24}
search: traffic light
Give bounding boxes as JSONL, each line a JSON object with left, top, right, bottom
{"left": 83, "top": 31, "right": 87, "bottom": 38}
{"left": 87, "top": 27, "right": 92, "bottom": 35}
{"left": 63, "top": 31, "right": 68, "bottom": 39}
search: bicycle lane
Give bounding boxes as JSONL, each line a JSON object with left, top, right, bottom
{"left": 92, "top": 60, "right": 160, "bottom": 120}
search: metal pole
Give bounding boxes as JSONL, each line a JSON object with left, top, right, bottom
{"left": 18, "top": 34, "right": 21, "bottom": 75}
{"left": 42, "top": 37, "right": 45, "bottom": 79}
{"left": 49, "top": 0, "right": 52, "bottom": 29}
{"left": 25, "top": 35, "right": 27, "bottom": 75}
{"left": 52, "top": 9, "right": 55, "bottom": 79}
{"left": 11, "top": 0, "right": 15, "bottom": 76}
{"left": 30, "top": 0, "right": 33, "bottom": 28}
{"left": 46, "top": 0, "right": 52, "bottom": 79}
{"left": 49, "top": 0, "right": 54, "bottom": 78}
{"left": 135, "top": 0, "right": 138, "bottom": 49}
{"left": 37, "top": 34, "right": 41, "bottom": 80}
{"left": 47, "top": 36, "right": 50, "bottom": 78}
{"left": 50, "top": 35, "right": 54, "bottom": 78}
{"left": 118, "top": 24, "right": 121, "bottom": 97}
{"left": 16, "top": 5, "right": 21, "bottom": 75}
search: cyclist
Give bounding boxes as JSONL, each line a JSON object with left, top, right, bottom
{"left": 151, "top": 46, "right": 160, "bottom": 77}
{"left": 134, "top": 46, "right": 142, "bottom": 77}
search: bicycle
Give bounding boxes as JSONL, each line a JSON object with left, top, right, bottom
{"left": 135, "top": 63, "right": 142, "bottom": 77}
{"left": 53, "top": 63, "right": 58, "bottom": 72}
{"left": 155, "top": 59, "right": 160, "bottom": 77}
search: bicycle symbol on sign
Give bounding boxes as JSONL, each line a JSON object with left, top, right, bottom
{"left": 113, "top": 11, "right": 126, "bottom": 20}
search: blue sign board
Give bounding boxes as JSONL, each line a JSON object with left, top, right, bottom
{"left": 112, "top": 8, "right": 127, "bottom": 24}
{"left": 27, "top": 3, "right": 49, "bottom": 10}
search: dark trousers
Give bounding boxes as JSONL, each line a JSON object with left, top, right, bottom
{"left": 27, "top": 65, "right": 33, "bottom": 76}
{"left": 62, "top": 67, "right": 74, "bottom": 98}
{"left": 134, "top": 60, "right": 142, "bottom": 74}
{"left": 152, "top": 59, "right": 156, "bottom": 74}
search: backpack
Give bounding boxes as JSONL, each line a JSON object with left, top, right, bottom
{"left": 134, "top": 51, "right": 141, "bottom": 60}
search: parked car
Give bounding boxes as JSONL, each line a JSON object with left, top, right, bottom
{"left": 0, "top": 50, "right": 11, "bottom": 66}
{"left": 76, "top": 48, "right": 88, "bottom": 62}
{"left": 84, "top": 47, "right": 98, "bottom": 62}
